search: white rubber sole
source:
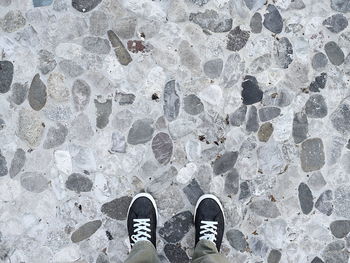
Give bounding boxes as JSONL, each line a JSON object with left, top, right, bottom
{"left": 194, "top": 194, "right": 225, "bottom": 221}
{"left": 127, "top": 192, "right": 159, "bottom": 222}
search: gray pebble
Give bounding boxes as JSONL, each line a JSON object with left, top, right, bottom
{"left": 246, "top": 106, "right": 259, "bottom": 132}
{"left": 89, "top": 11, "right": 108, "bottom": 36}
{"left": 330, "top": 220, "right": 350, "bottom": 238}
{"left": 258, "top": 122, "right": 273, "bottom": 142}
{"left": 323, "top": 14, "right": 348, "bottom": 33}
{"left": 9, "top": 148, "right": 25, "bottom": 178}
{"left": 315, "top": 190, "right": 333, "bottom": 216}
{"left": 33, "top": 0, "right": 53, "bottom": 7}
{"left": 72, "top": 0, "right": 102, "bottom": 12}
{"left": 298, "top": 182, "right": 314, "bottom": 214}
{"left": 113, "top": 17, "right": 137, "bottom": 39}
{"left": 322, "top": 240, "right": 349, "bottom": 263}
{"left": 189, "top": 10, "right": 232, "bottom": 33}
{"left": 241, "top": 75, "right": 263, "bottom": 105}
{"left": 249, "top": 199, "right": 280, "bottom": 218}
{"left": 66, "top": 173, "right": 93, "bottom": 193}
{"left": 259, "top": 107, "right": 281, "bottom": 122}
{"left": 96, "top": 253, "right": 109, "bottom": 263}
{"left": 325, "top": 41, "right": 345, "bottom": 66}
{"left": 71, "top": 220, "right": 102, "bottom": 243}
{"left": 159, "top": 211, "right": 192, "bottom": 243}
{"left": 250, "top": 12, "right": 262, "bottom": 33}
{"left": 330, "top": 103, "right": 350, "bottom": 135}
{"left": 312, "top": 52, "right": 328, "bottom": 70}
{"left": 70, "top": 113, "right": 94, "bottom": 142}
{"left": 164, "top": 244, "right": 190, "bottom": 263}
{"left": 0, "top": 118, "right": 4, "bottom": 130}
{"left": 213, "top": 151, "right": 238, "bottom": 175}
{"left": 203, "top": 58, "right": 223, "bottom": 79}
{"left": 111, "top": 131, "right": 126, "bottom": 153}
{"left": 292, "top": 112, "right": 308, "bottom": 144}
{"left": 305, "top": 94, "right": 328, "bottom": 118}
{"left": 59, "top": 60, "right": 84, "bottom": 78}
{"left": 0, "top": 61, "right": 14, "bottom": 94}
{"left": 309, "top": 73, "right": 327, "bottom": 92}
{"left": 183, "top": 179, "right": 204, "bottom": 205}
{"left": 239, "top": 181, "right": 251, "bottom": 200}
{"left": 101, "top": 196, "right": 132, "bottom": 220}
{"left": 82, "top": 37, "right": 111, "bottom": 54}
{"left": 229, "top": 105, "right": 247, "bottom": 126}
{"left": 163, "top": 80, "right": 180, "bottom": 122}
{"left": 244, "top": 0, "right": 265, "bottom": 10}
{"left": 20, "top": 172, "right": 48, "bottom": 193}
{"left": 249, "top": 54, "right": 271, "bottom": 74}
{"left": 331, "top": 0, "right": 350, "bottom": 13}
{"left": 226, "top": 229, "right": 248, "bottom": 252}
{"left": 334, "top": 185, "right": 350, "bottom": 218}
{"left": 127, "top": 119, "right": 154, "bottom": 145}
{"left": 300, "top": 138, "right": 325, "bottom": 172}
{"left": 95, "top": 99, "right": 112, "bottom": 129}
{"left": 43, "top": 123, "right": 68, "bottom": 149}
{"left": 263, "top": 5, "right": 283, "bottom": 34}
{"left": 9, "top": 82, "right": 28, "bottom": 105}
{"left": 267, "top": 249, "right": 282, "bottom": 263}
{"left": 72, "top": 79, "right": 91, "bottom": 111}
{"left": 262, "top": 88, "right": 292, "bottom": 108}
{"left": 38, "top": 50, "right": 56, "bottom": 75}
{"left": 224, "top": 169, "right": 239, "bottom": 195}
{"left": 0, "top": 151, "right": 8, "bottom": 177}
{"left": 227, "top": 26, "right": 250, "bottom": 51}
{"left": 1, "top": 10, "right": 26, "bottom": 33}
{"left": 274, "top": 37, "right": 293, "bottom": 69}
{"left": 311, "top": 257, "right": 324, "bottom": 263}
{"left": 183, "top": 94, "right": 204, "bottom": 115}
{"left": 115, "top": 92, "right": 135, "bottom": 105}
{"left": 107, "top": 30, "right": 132, "bottom": 66}
{"left": 152, "top": 132, "right": 173, "bottom": 165}
{"left": 29, "top": 74, "right": 47, "bottom": 111}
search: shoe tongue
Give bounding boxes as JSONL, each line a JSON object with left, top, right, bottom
{"left": 200, "top": 209, "right": 218, "bottom": 221}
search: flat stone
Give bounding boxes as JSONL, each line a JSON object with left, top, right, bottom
{"left": 258, "top": 122, "right": 273, "bottom": 142}
{"left": 163, "top": 80, "right": 180, "bottom": 122}
{"left": 315, "top": 190, "right": 333, "bottom": 216}
{"left": 259, "top": 107, "right": 281, "bottom": 122}
{"left": 330, "top": 220, "right": 350, "bottom": 238}
{"left": 300, "top": 138, "right": 325, "bottom": 172}
{"left": 72, "top": 0, "right": 102, "bottom": 12}
{"left": 213, "top": 151, "right": 238, "bottom": 175}
{"left": 267, "top": 249, "right": 282, "bottom": 263}
{"left": 107, "top": 30, "right": 132, "bottom": 66}
{"left": 239, "top": 181, "right": 251, "bottom": 200}
{"left": 168, "top": 119, "right": 194, "bottom": 139}
{"left": 101, "top": 196, "right": 132, "bottom": 220}
{"left": 322, "top": 241, "right": 349, "bottom": 263}
{"left": 66, "top": 173, "right": 93, "bottom": 193}
{"left": 331, "top": 0, "right": 350, "bottom": 12}
{"left": 152, "top": 132, "right": 173, "bottom": 165}
{"left": 222, "top": 53, "right": 245, "bottom": 88}
{"left": 309, "top": 73, "right": 327, "bottom": 92}
{"left": 249, "top": 199, "right": 280, "bottom": 218}
{"left": 59, "top": 60, "right": 84, "bottom": 78}
{"left": 246, "top": 106, "right": 259, "bottom": 132}
{"left": 164, "top": 244, "right": 189, "bottom": 263}
{"left": 229, "top": 105, "right": 247, "bottom": 126}
{"left": 96, "top": 253, "right": 109, "bottom": 263}
{"left": 38, "top": 50, "right": 56, "bottom": 75}
{"left": 17, "top": 109, "right": 45, "bottom": 147}
{"left": 298, "top": 182, "right": 314, "bottom": 214}
{"left": 0, "top": 61, "right": 14, "bottom": 94}
{"left": 249, "top": 54, "right": 271, "bottom": 74}
{"left": 312, "top": 52, "right": 328, "bottom": 70}
{"left": 241, "top": 75, "right": 263, "bottom": 105}
{"left": 0, "top": 151, "right": 8, "bottom": 177}
{"left": 33, "top": 0, "right": 53, "bottom": 7}
{"left": 89, "top": 11, "right": 108, "bottom": 36}
{"left": 292, "top": 112, "right": 308, "bottom": 144}
{"left": 95, "top": 99, "right": 112, "bottom": 129}
{"left": 9, "top": 82, "right": 28, "bottom": 105}
{"left": 274, "top": 37, "right": 293, "bottom": 69}
{"left": 82, "top": 37, "right": 111, "bottom": 54}
{"left": 325, "top": 41, "right": 345, "bottom": 66}
{"left": 29, "top": 74, "right": 47, "bottom": 111}
{"left": 330, "top": 104, "right": 350, "bottom": 135}
{"left": 263, "top": 5, "right": 283, "bottom": 34}
{"left": 43, "top": 123, "right": 68, "bottom": 149}
{"left": 203, "top": 58, "right": 223, "bottom": 79}
{"left": 70, "top": 113, "right": 94, "bottom": 142}
{"left": 69, "top": 144, "right": 96, "bottom": 172}
{"left": 244, "top": 0, "right": 265, "bottom": 10}
{"left": 305, "top": 94, "right": 328, "bottom": 118}
{"left": 311, "top": 257, "right": 324, "bottom": 263}
{"left": 226, "top": 229, "right": 248, "bottom": 252}
{"left": 47, "top": 72, "right": 69, "bottom": 102}
{"left": 115, "top": 92, "right": 135, "bottom": 105}
{"left": 185, "top": 140, "right": 201, "bottom": 161}
{"left": 224, "top": 169, "right": 239, "bottom": 195}
{"left": 250, "top": 12, "right": 262, "bottom": 33}
{"left": 72, "top": 79, "right": 91, "bottom": 111}
{"left": 258, "top": 141, "right": 285, "bottom": 174}
{"left": 159, "top": 211, "right": 193, "bottom": 243}
{"left": 323, "top": 14, "right": 348, "bottom": 33}
{"left": 189, "top": 10, "right": 232, "bottom": 33}
{"left": 111, "top": 131, "right": 126, "bottom": 153}
{"left": 191, "top": 0, "right": 209, "bottom": 6}
{"left": 20, "top": 172, "right": 48, "bottom": 193}
{"left": 183, "top": 179, "right": 204, "bottom": 205}
{"left": 183, "top": 94, "right": 204, "bottom": 115}
{"left": 249, "top": 237, "right": 269, "bottom": 257}
{"left": 112, "top": 17, "right": 137, "bottom": 39}
{"left": 71, "top": 220, "right": 102, "bottom": 243}
{"left": 127, "top": 119, "right": 154, "bottom": 145}
{"left": 9, "top": 148, "right": 26, "bottom": 178}
{"left": 1, "top": 10, "right": 26, "bottom": 33}
{"left": 227, "top": 26, "right": 250, "bottom": 51}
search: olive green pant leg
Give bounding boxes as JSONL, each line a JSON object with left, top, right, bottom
{"left": 124, "top": 241, "right": 161, "bottom": 263}
{"left": 191, "top": 240, "right": 230, "bottom": 263}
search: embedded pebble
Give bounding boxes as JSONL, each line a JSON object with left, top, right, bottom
{"left": 246, "top": 106, "right": 259, "bottom": 132}
{"left": 70, "top": 113, "right": 94, "bottom": 142}
{"left": 0, "top": 151, "right": 8, "bottom": 177}
{"left": 43, "top": 123, "right": 68, "bottom": 149}
{"left": 250, "top": 12, "right": 262, "bottom": 33}
{"left": 1, "top": 10, "right": 26, "bottom": 33}
{"left": 244, "top": 0, "right": 265, "bottom": 10}
{"left": 322, "top": 241, "right": 349, "bottom": 263}
{"left": 183, "top": 179, "right": 204, "bottom": 205}
{"left": 309, "top": 73, "right": 327, "bottom": 92}
{"left": 298, "top": 182, "right": 314, "bottom": 214}
{"left": 312, "top": 52, "right": 328, "bottom": 70}
{"left": 115, "top": 92, "right": 135, "bottom": 105}
{"left": 9, "top": 83, "right": 28, "bottom": 105}
{"left": 213, "top": 151, "right": 238, "bottom": 175}
{"left": 159, "top": 211, "right": 192, "bottom": 243}
{"left": 224, "top": 169, "right": 239, "bottom": 195}
{"left": 47, "top": 72, "right": 69, "bottom": 102}
{"left": 324, "top": 41, "right": 345, "bottom": 66}
{"left": 71, "top": 220, "right": 102, "bottom": 243}
{"left": 111, "top": 131, "right": 126, "bottom": 153}
{"left": 263, "top": 5, "right": 283, "bottom": 34}
{"left": 292, "top": 112, "right": 308, "bottom": 144}
{"left": 274, "top": 37, "right": 293, "bottom": 69}
{"left": 315, "top": 190, "right": 333, "bottom": 216}
{"left": 72, "top": 0, "right": 102, "bottom": 12}
{"left": 89, "top": 11, "right": 108, "bottom": 36}
{"left": 33, "top": 0, "right": 53, "bottom": 7}
{"left": 152, "top": 132, "right": 173, "bottom": 165}
{"left": 17, "top": 109, "right": 45, "bottom": 147}
{"left": 229, "top": 105, "right": 247, "bottom": 126}
{"left": 259, "top": 107, "right": 281, "bottom": 122}
{"left": 300, "top": 138, "right": 325, "bottom": 172}
{"left": 66, "top": 173, "right": 93, "bottom": 193}
{"left": 239, "top": 181, "right": 251, "bottom": 200}
{"left": 330, "top": 104, "right": 350, "bottom": 135}
{"left": 127, "top": 119, "right": 154, "bottom": 145}
{"left": 323, "top": 14, "right": 348, "bottom": 33}
{"left": 267, "top": 250, "right": 282, "bottom": 263}
{"left": 330, "top": 220, "right": 350, "bottom": 238}
{"left": 226, "top": 229, "right": 248, "bottom": 252}
{"left": 107, "top": 30, "right": 132, "bottom": 66}
{"left": 59, "top": 60, "right": 84, "bottom": 78}
{"left": 241, "top": 76, "right": 263, "bottom": 105}
{"left": 258, "top": 122, "right": 273, "bottom": 142}
{"left": 9, "top": 148, "right": 26, "bottom": 178}
{"left": 20, "top": 172, "right": 48, "bottom": 193}
{"left": 183, "top": 94, "right": 204, "bottom": 115}
{"left": 82, "top": 37, "right": 111, "bottom": 55}
{"left": 101, "top": 196, "right": 132, "bottom": 220}
{"left": 227, "top": 26, "right": 250, "bottom": 51}
{"left": 189, "top": 10, "right": 232, "bottom": 33}
{"left": 164, "top": 244, "right": 189, "bottom": 263}
{"left": 331, "top": 0, "right": 350, "bottom": 13}
{"left": 0, "top": 61, "right": 14, "bottom": 94}
{"left": 163, "top": 80, "right": 180, "bottom": 122}
{"left": 112, "top": 17, "right": 137, "bottom": 39}
{"left": 305, "top": 94, "right": 328, "bottom": 118}
{"left": 38, "top": 50, "right": 56, "bottom": 75}
{"left": 72, "top": 79, "right": 91, "bottom": 112}
{"left": 250, "top": 199, "right": 280, "bottom": 218}
{"left": 203, "top": 58, "right": 223, "bottom": 79}
{"left": 169, "top": 119, "right": 194, "bottom": 139}
{"left": 95, "top": 99, "right": 112, "bottom": 129}
{"left": 311, "top": 257, "right": 324, "bottom": 263}
{"left": 29, "top": 74, "right": 47, "bottom": 111}
{"left": 0, "top": 118, "right": 5, "bottom": 130}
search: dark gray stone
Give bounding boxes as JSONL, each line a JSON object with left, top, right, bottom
{"left": 292, "top": 112, "right": 308, "bottom": 144}
{"left": 239, "top": 181, "right": 251, "bottom": 200}
{"left": 263, "top": 5, "right": 283, "bottom": 34}
{"left": 111, "top": 131, "right": 126, "bottom": 153}
{"left": 164, "top": 244, "right": 189, "bottom": 263}
{"left": 249, "top": 199, "right": 280, "bottom": 218}
{"left": 107, "top": 30, "right": 132, "bottom": 66}
{"left": 72, "top": 79, "right": 91, "bottom": 111}
{"left": 315, "top": 190, "right": 333, "bottom": 216}
{"left": 331, "top": 104, "right": 350, "bottom": 135}
{"left": 258, "top": 122, "right": 273, "bottom": 142}
{"left": 229, "top": 105, "right": 247, "bottom": 126}
{"left": 66, "top": 173, "right": 93, "bottom": 193}
{"left": 274, "top": 37, "right": 293, "bottom": 69}
{"left": 29, "top": 74, "right": 47, "bottom": 111}
{"left": 159, "top": 211, "right": 193, "bottom": 243}
{"left": 226, "top": 26, "right": 250, "bottom": 51}
{"left": 250, "top": 12, "right": 262, "bottom": 33}
{"left": 323, "top": 14, "right": 348, "bottom": 33}
{"left": 1, "top": 10, "right": 26, "bottom": 33}
{"left": 259, "top": 107, "right": 281, "bottom": 122}
{"left": 183, "top": 179, "right": 204, "bottom": 205}
{"left": 311, "top": 257, "right": 324, "bottom": 263}
{"left": 163, "top": 80, "right": 180, "bottom": 122}
{"left": 325, "top": 41, "right": 345, "bottom": 66}
{"left": 0, "top": 118, "right": 4, "bottom": 130}
{"left": 0, "top": 61, "right": 14, "bottom": 94}
{"left": 330, "top": 220, "right": 350, "bottom": 238}
{"left": 0, "top": 151, "right": 8, "bottom": 177}
{"left": 298, "top": 182, "right": 314, "bottom": 214}
{"left": 43, "top": 123, "right": 68, "bottom": 149}
{"left": 101, "top": 196, "right": 133, "bottom": 220}
{"left": 213, "top": 151, "right": 238, "bottom": 175}
{"left": 241, "top": 75, "right": 263, "bottom": 105}
{"left": 189, "top": 10, "right": 232, "bottom": 33}
{"left": 115, "top": 92, "right": 135, "bottom": 105}
{"left": 300, "top": 138, "right": 325, "bottom": 172}
{"left": 38, "top": 50, "right": 56, "bottom": 75}
{"left": 72, "top": 0, "right": 102, "bottom": 12}
{"left": 267, "top": 249, "right": 281, "bottom": 263}
{"left": 322, "top": 240, "right": 349, "bottom": 263}
{"left": 183, "top": 94, "right": 204, "bottom": 115}
{"left": 20, "top": 172, "right": 48, "bottom": 193}
{"left": 127, "top": 119, "right": 154, "bottom": 145}
{"left": 224, "top": 169, "right": 239, "bottom": 195}
{"left": 305, "top": 94, "right": 328, "bottom": 118}
{"left": 191, "top": 0, "right": 209, "bottom": 6}
{"left": 89, "top": 11, "right": 108, "bottom": 36}
{"left": 59, "top": 60, "right": 84, "bottom": 78}
{"left": 246, "top": 106, "right": 259, "bottom": 133}
{"left": 82, "top": 37, "right": 111, "bottom": 54}
{"left": 312, "top": 52, "right": 328, "bottom": 70}
{"left": 71, "top": 220, "right": 102, "bottom": 243}
{"left": 152, "top": 132, "right": 173, "bottom": 165}
{"left": 203, "top": 58, "right": 223, "bottom": 79}
{"left": 96, "top": 253, "right": 109, "bottom": 263}
{"left": 331, "top": 0, "right": 350, "bottom": 13}
{"left": 226, "top": 229, "right": 248, "bottom": 252}
{"left": 95, "top": 99, "right": 112, "bottom": 129}
{"left": 309, "top": 73, "right": 327, "bottom": 92}
{"left": 10, "top": 82, "right": 28, "bottom": 105}
{"left": 9, "top": 148, "right": 25, "bottom": 178}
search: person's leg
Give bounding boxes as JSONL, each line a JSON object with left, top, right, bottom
{"left": 124, "top": 193, "right": 160, "bottom": 263}
{"left": 192, "top": 194, "right": 229, "bottom": 263}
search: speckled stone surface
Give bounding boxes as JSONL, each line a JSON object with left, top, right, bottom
{"left": 1, "top": 0, "right": 350, "bottom": 262}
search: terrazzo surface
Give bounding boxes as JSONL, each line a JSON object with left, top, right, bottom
{"left": 1, "top": 0, "right": 350, "bottom": 262}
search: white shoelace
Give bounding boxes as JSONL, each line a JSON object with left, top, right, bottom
{"left": 131, "top": 219, "right": 151, "bottom": 245}
{"left": 199, "top": 221, "right": 218, "bottom": 242}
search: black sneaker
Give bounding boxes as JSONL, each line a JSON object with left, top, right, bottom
{"left": 127, "top": 193, "right": 158, "bottom": 248}
{"left": 194, "top": 194, "right": 225, "bottom": 251}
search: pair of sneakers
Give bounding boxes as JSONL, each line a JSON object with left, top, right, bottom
{"left": 127, "top": 193, "right": 225, "bottom": 251}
